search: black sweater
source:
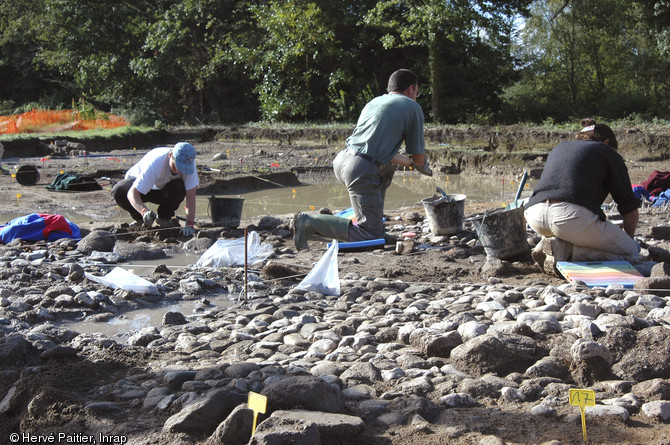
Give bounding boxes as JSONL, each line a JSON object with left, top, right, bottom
{"left": 526, "top": 140, "right": 640, "bottom": 220}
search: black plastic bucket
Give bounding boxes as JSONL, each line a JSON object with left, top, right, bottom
{"left": 472, "top": 206, "right": 528, "bottom": 259}
{"left": 15, "top": 165, "right": 40, "bottom": 186}
{"left": 208, "top": 196, "right": 244, "bottom": 227}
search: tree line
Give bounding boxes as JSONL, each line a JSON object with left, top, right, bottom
{"left": 1, "top": 0, "right": 668, "bottom": 126}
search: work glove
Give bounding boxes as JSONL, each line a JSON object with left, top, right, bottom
{"left": 180, "top": 225, "right": 195, "bottom": 237}
{"left": 411, "top": 159, "right": 433, "bottom": 176}
{"left": 142, "top": 209, "right": 157, "bottom": 227}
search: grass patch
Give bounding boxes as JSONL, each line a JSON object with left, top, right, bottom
{"left": 0, "top": 125, "right": 156, "bottom": 142}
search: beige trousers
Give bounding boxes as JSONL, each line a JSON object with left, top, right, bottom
{"left": 524, "top": 200, "right": 638, "bottom": 262}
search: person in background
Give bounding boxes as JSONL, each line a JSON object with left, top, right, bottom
{"left": 524, "top": 119, "right": 640, "bottom": 274}
{"left": 111, "top": 142, "right": 198, "bottom": 237}
{"left": 294, "top": 69, "right": 432, "bottom": 250}
{"left": 0, "top": 141, "right": 5, "bottom": 173}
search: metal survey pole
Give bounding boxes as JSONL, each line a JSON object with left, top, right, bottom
{"left": 244, "top": 226, "right": 248, "bottom": 303}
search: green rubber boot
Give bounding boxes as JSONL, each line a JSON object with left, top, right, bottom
{"left": 293, "top": 213, "right": 350, "bottom": 251}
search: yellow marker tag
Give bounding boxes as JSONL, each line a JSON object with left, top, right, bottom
{"left": 60, "top": 170, "right": 64, "bottom": 174}
{"left": 569, "top": 388, "right": 595, "bottom": 443}
{"left": 16, "top": 193, "right": 21, "bottom": 205}
{"left": 309, "top": 205, "right": 315, "bottom": 211}
{"left": 292, "top": 189, "right": 296, "bottom": 194}
{"left": 248, "top": 391, "right": 267, "bottom": 435}
{"left": 11, "top": 174, "right": 16, "bottom": 179}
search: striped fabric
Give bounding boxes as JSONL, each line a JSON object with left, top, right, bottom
{"left": 556, "top": 261, "right": 644, "bottom": 288}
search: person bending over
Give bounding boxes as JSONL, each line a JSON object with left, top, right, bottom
{"left": 294, "top": 69, "right": 432, "bottom": 250}
{"left": 524, "top": 119, "right": 640, "bottom": 274}
{"left": 111, "top": 142, "right": 199, "bottom": 237}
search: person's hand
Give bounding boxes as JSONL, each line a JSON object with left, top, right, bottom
{"left": 412, "top": 159, "right": 433, "bottom": 176}
{"left": 142, "top": 209, "right": 157, "bottom": 227}
{"left": 180, "top": 226, "right": 195, "bottom": 237}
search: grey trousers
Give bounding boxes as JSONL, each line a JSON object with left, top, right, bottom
{"left": 333, "top": 149, "right": 397, "bottom": 241}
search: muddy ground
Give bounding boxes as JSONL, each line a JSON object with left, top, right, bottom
{"left": 1, "top": 127, "right": 669, "bottom": 287}
{"left": 2, "top": 125, "right": 670, "bottom": 444}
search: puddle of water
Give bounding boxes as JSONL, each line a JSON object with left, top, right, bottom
{"left": 64, "top": 294, "right": 234, "bottom": 342}
{"left": 1, "top": 171, "right": 531, "bottom": 225}
{"left": 120, "top": 252, "right": 201, "bottom": 276}
{"left": 220, "top": 171, "right": 532, "bottom": 220}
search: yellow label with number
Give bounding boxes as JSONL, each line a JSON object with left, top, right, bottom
{"left": 569, "top": 388, "right": 596, "bottom": 407}
{"left": 248, "top": 392, "right": 267, "bottom": 414}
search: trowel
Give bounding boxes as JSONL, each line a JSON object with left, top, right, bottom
{"left": 505, "top": 170, "right": 528, "bottom": 210}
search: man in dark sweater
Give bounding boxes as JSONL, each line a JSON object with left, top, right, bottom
{"left": 524, "top": 121, "right": 640, "bottom": 274}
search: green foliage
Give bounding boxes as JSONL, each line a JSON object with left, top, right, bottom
{"left": 364, "top": 0, "right": 531, "bottom": 123}
{"left": 2, "top": 0, "right": 670, "bottom": 125}
{"left": 506, "top": 0, "right": 670, "bottom": 122}
{"left": 230, "top": 0, "right": 340, "bottom": 121}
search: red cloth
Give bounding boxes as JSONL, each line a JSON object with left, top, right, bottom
{"left": 641, "top": 170, "right": 670, "bottom": 196}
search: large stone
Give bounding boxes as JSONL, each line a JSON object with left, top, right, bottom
{"left": 642, "top": 401, "right": 670, "bottom": 420}
{"left": 634, "top": 277, "right": 670, "bottom": 297}
{"left": 387, "top": 396, "right": 441, "bottom": 423}
{"left": 77, "top": 231, "right": 115, "bottom": 254}
{"left": 632, "top": 379, "right": 670, "bottom": 402}
{"left": 208, "top": 403, "right": 254, "bottom": 445}
{"left": 651, "top": 227, "right": 670, "bottom": 240}
{"left": 648, "top": 246, "right": 670, "bottom": 263}
{"left": 339, "top": 362, "right": 381, "bottom": 385}
{"left": 650, "top": 262, "right": 670, "bottom": 277}
{"left": 261, "top": 375, "right": 344, "bottom": 413}
{"left": 449, "top": 333, "right": 537, "bottom": 376}
{"left": 253, "top": 410, "right": 363, "bottom": 443}
{"left": 164, "top": 370, "right": 197, "bottom": 390}
{"left": 409, "top": 329, "right": 462, "bottom": 357}
{"left": 570, "top": 339, "right": 613, "bottom": 364}
{"left": 526, "top": 356, "right": 569, "bottom": 379}
{"left": 225, "top": 362, "right": 261, "bottom": 379}
{"left": 162, "top": 388, "right": 245, "bottom": 435}
{"left": 0, "top": 334, "right": 37, "bottom": 366}
{"left": 113, "top": 241, "right": 166, "bottom": 261}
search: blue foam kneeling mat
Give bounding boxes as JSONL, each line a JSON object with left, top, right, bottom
{"left": 328, "top": 238, "right": 386, "bottom": 251}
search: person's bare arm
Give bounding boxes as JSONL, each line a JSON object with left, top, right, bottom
{"left": 184, "top": 188, "right": 197, "bottom": 227}
{"left": 390, "top": 153, "right": 412, "bottom": 166}
{"left": 128, "top": 186, "right": 148, "bottom": 215}
{"left": 390, "top": 153, "right": 426, "bottom": 167}
{"left": 622, "top": 208, "right": 639, "bottom": 238}
{"left": 409, "top": 153, "right": 425, "bottom": 166}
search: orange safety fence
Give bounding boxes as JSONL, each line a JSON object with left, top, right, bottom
{"left": 0, "top": 108, "right": 130, "bottom": 135}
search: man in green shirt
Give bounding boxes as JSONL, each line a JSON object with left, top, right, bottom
{"left": 294, "top": 69, "right": 432, "bottom": 250}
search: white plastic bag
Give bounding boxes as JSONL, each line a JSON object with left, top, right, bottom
{"left": 296, "top": 240, "right": 340, "bottom": 296}
{"left": 196, "top": 231, "right": 273, "bottom": 268}
{"left": 85, "top": 266, "right": 159, "bottom": 294}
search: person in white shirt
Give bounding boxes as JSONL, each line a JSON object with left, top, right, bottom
{"left": 111, "top": 142, "right": 198, "bottom": 236}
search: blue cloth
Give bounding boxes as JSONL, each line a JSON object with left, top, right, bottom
{"left": 653, "top": 189, "right": 670, "bottom": 207}
{"left": 0, "top": 213, "right": 81, "bottom": 243}
{"left": 632, "top": 185, "right": 651, "bottom": 202}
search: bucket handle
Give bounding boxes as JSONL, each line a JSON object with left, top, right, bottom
{"left": 207, "top": 195, "right": 213, "bottom": 219}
